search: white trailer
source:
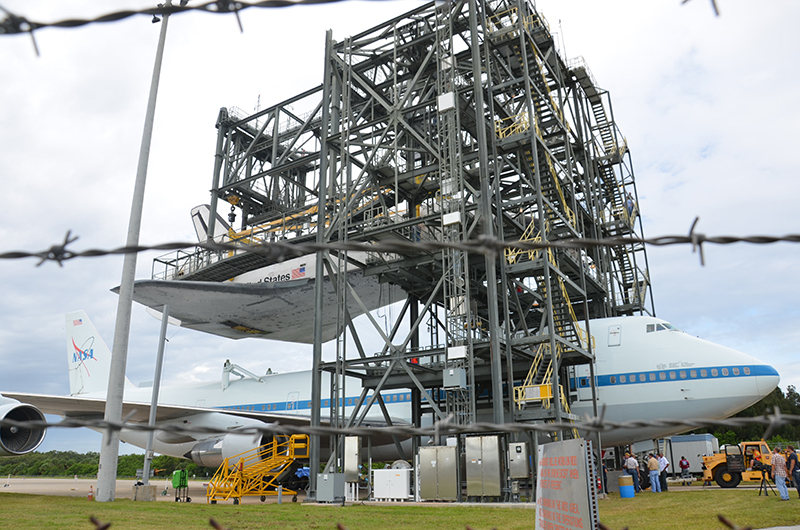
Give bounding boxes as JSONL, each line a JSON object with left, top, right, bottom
{"left": 664, "top": 434, "right": 719, "bottom": 475}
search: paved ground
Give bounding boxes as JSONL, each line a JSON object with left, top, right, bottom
{"left": 0, "top": 477, "right": 301, "bottom": 504}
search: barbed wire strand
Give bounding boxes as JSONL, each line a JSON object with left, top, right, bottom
{"left": 2, "top": 223, "right": 800, "bottom": 269}
{"left": 3, "top": 408, "right": 798, "bottom": 442}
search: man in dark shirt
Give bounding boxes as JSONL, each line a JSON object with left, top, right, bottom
{"left": 787, "top": 446, "right": 800, "bottom": 499}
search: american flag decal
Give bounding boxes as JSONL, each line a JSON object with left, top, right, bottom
{"left": 73, "top": 319, "right": 83, "bottom": 326}
{"left": 291, "top": 265, "right": 306, "bottom": 280}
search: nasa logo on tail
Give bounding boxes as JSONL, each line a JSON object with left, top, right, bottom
{"left": 70, "top": 318, "right": 97, "bottom": 376}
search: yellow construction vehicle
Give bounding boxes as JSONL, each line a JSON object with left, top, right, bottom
{"left": 702, "top": 440, "right": 772, "bottom": 488}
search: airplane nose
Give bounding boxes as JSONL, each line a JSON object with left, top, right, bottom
{"left": 754, "top": 364, "right": 780, "bottom": 399}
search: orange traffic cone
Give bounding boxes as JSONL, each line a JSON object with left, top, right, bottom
{"left": 87, "top": 485, "right": 94, "bottom": 501}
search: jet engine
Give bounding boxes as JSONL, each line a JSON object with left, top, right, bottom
{"left": 0, "top": 401, "right": 46, "bottom": 456}
{"left": 185, "top": 432, "right": 265, "bottom": 469}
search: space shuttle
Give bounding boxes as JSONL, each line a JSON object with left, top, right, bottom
{"left": 0, "top": 310, "right": 780, "bottom": 462}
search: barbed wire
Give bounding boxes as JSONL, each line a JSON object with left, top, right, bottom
{"left": 0, "top": 0, "right": 722, "bottom": 37}
{"left": 2, "top": 407, "right": 797, "bottom": 444}
{"left": 2, "top": 222, "right": 800, "bottom": 269}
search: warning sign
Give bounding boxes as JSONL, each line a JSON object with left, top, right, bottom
{"left": 535, "top": 439, "right": 596, "bottom": 530}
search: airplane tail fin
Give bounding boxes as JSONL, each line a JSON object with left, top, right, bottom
{"left": 65, "top": 311, "right": 131, "bottom": 396}
{"left": 191, "top": 204, "right": 231, "bottom": 242}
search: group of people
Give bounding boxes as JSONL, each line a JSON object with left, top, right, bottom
{"left": 770, "top": 445, "right": 800, "bottom": 501}
{"left": 622, "top": 445, "right": 800, "bottom": 500}
{"left": 624, "top": 452, "right": 670, "bottom": 493}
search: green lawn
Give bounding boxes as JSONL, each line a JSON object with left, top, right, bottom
{"left": 1, "top": 490, "right": 798, "bottom": 530}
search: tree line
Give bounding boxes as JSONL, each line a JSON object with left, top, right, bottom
{"left": 0, "top": 451, "right": 217, "bottom": 479}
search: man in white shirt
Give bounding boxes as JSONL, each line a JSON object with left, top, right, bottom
{"left": 658, "top": 453, "right": 670, "bottom": 492}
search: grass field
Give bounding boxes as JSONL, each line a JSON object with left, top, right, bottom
{"left": 1, "top": 490, "right": 799, "bottom": 530}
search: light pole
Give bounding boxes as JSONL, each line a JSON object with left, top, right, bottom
{"left": 96, "top": 1, "right": 174, "bottom": 502}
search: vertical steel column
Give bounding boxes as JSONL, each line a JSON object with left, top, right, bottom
{"left": 309, "top": 30, "right": 335, "bottom": 502}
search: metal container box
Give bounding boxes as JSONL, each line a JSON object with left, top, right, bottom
{"left": 443, "top": 367, "right": 467, "bottom": 389}
{"left": 465, "top": 436, "right": 501, "bottom": 497}
{"left": 317, "top": 473, "right": 346, "bottom": 502}
{"left": 508, "top": 442, "right": 530, "bottom": 479}
{"left": 372, "top": 468, "right": 411, "bottom": 500}
{"left": 344, "top": 436, "right": 361, "bottom": 483}
{"left": 418, "top": 445, "right": 458, "bottom": 501}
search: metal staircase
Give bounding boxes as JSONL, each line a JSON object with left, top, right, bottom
{"left": 206, "top": 435, "right": 309, "bottom": 504}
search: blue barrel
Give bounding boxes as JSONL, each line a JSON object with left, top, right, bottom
{"left": 618, "top": 474, "right": 635, "bottom": 498}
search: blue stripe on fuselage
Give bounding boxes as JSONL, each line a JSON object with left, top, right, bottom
{"left": 575, "top": 364, "right": 778, "bottom": 389}
{"left": 215, "top": 391, "right": 413, "bottom": 413}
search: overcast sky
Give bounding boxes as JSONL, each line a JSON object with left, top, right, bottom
{"left": 0, "top": 0, "right": 797, "bottom": 453}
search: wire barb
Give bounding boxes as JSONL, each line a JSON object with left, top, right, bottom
{"left": 34, "top": 230, "right": 78, "bottom": 267}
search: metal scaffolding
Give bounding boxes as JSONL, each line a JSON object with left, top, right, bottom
{"left": 158, "top": 0, "right": 655, "bottom": 499}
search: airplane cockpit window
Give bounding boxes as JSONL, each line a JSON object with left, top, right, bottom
{"left": 647, "top": 322, "right": 682, "bottom": 333}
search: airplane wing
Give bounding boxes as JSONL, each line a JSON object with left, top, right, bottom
{"left": 1, "top": 392, "right": 313, "bottom": 426}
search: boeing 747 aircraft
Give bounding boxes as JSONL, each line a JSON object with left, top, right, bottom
{"left": 0, "top": 311, "right": 779, "bottom": 462}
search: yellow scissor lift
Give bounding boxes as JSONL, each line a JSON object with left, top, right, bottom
{"left": 207, "top": 434, "right": 309, "bottom": 504}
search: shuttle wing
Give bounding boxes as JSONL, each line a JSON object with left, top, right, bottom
{"left": 125, "top": 270, "right": 404, "bottom": 344}
{"left": 1, "top": 392, "right": 313, "bottom": 426}
{"left": 123, "top": 278, "right": 337, "bottom": 343}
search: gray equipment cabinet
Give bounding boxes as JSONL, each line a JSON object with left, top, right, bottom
{"left": 317, "top": 473, "right": 346, "bottom": 502}
{"left": 465, "top": 436, "right": 502, "bottom": 497}
{"left": 418, "top": 446, "right": 459, "bottom": 501}
{"left": 508, "top": 442, "right": 530, "bottom": 479}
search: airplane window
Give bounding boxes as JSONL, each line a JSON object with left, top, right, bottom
{"left": 711, "top": 369, "right": 718, "bottom": 377}
{"left": 659, "top": 372, "right": 666, "bottom": 380}
{"left": 690, "top": 370, "right": 697, "bottom": 378}
{"left": 640, "top": 374, "right": 646, "bottom": 382}
{"left": 680, "top": 371, "right": 686, "bottom": 379}
{"left": 580, "top": 378, "right": 588, "bottom": 387}
{"left": 701, "top": 369, "right": 708, "bottom": 377}
{"left": 262, "top": 405, "right": 265, "bottom": 411}
{"left": 649, "top": 373, "right": 656, "bottom": 381}
{"left": 733, "top": 367, "right": 740, "bottom": 375}
{"left": 610, "top": 376, "right": 616, "bottom": 384}
{"left": 669, "top": 371, "right": 676, "bottom": 380}
{"left": 392, "top": 395, "right": 397, "bottom": 402}
{"left": 744, "top": 367, "right": 751, "bottom": 375}
{"left": 647, "top": 324, "right": 655, "bottom": 333}
{"left": 657, "top": 324, "right": 667, "bottom": 331}
{"left": 620, "top": 375, "right": 627, "bottom": 383}
{"left": 722, "top": 368, "right": 729, "bottom": 376}
{"left": 662, "top": 323, "right": 681, "bottom": 331}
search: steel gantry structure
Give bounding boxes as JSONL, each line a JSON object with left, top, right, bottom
{"left": 169, "top": 0, "right": 655, "bottom": 499}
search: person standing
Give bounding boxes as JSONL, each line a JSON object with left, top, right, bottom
{"left": 648, "top": 454, "right": 661, "bottom": 492}
{"left": 658, "top": 453, "right": 670, "bottom": 492}
{"left": 772, "top": 447, "right": 790, "bottom": 501}
{"left": 786, "top": 446, "right": 800, "bottom": 499}
{"left": 679, "top": 456, "right": 691, "bottom": 486}
{"left": 624, "top": 453, "right": 642, "bottom": 493}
